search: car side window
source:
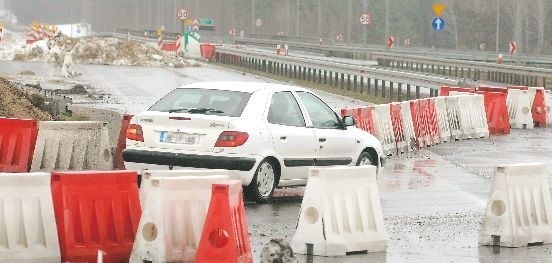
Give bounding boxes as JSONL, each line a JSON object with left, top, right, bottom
{"left": 267, "top": 92, "right": 306, "bottom": 127}
{"left": 296, "top": 91, "right": 341, "bottom": 129}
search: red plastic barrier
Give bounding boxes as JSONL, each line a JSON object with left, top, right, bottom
{"left": 410, "top": 100, "right": 426, "bottom": 148}
{"left": 477, "top": 86, "right": 508, "bottom": 93}
{"left": 506, "top": 85, "right": 529, "bottom": 90}
{"left": 390, "top": 104, "right": 406, "bottom": 153}
{"left": 195, "top": 180, "right": 252, "bottom": 263}
{"left": 476, "top": 92, "right": 510, "bottom": 135}
{"left": 340, "top": 107, "right": 376, "bottom": 135}
{"left": 440, "top": 86, "right": 475, "bottom": 96}
{"left": 532, "top": 89, "right": 547, "bottom": 127}
{"left": 161, "top": 42, "right": 178, "bottom": 51}
{"left": 201, "top": 43, "right": 216, "bottom": 60}
{"left": 52, "top": 171, "right": 141, "bottom": 263}
{"left": 114, "top": 114, "right": 133, "bottom": 170}
{"left": 426, "top": 99, "right": 441, "bottom": 145}
{"left": 0, "top": 118, "right": 38, "bottom": 172}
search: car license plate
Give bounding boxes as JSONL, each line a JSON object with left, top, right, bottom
{"left": 161, "top": 132, "right": 199, "bottom": 145}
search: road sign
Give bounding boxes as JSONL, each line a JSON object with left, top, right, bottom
{"left": 192, "top": 19, "right": 199, "bottom": 31}
{"left": 177, "top": 8, "right": 189, "bottom": 21}
{"left": 255, "top": 18, "right": 262, "bottom": 27}
{"left": 198, "top": 18, "right": 214, "bottom": 25}
{"left": 509, "top": 41, "right": 517, "bottom": 54}
{"left": 432, "top": 3, "right": 446, "bottom": 16}
{"left": 359, "top": 13, "right": 371, "bottom": 25}
{"left": 387, "top": 36, "right": 394, "bottom": 48}
{"left": 432, "top": 17, "right": 445, "bottom": 32}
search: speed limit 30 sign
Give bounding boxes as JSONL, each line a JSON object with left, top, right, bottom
{"left": 359, "top": 13, "right": 371, "bottom": 25}
{"left": 177, "top": 8, "right": 189, "bottom": 21}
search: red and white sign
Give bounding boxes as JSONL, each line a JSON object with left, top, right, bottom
{"left": 177, "top": 8, "right": 189, "bottom": 21}
{"left": 509, "top": 41, "right": 516, "bottom": 54}
{"left": 359, "top": 13, "right": 371, "bottom": 25}
{"left": 387, "top": 36, "right": 394, "bottom": 48}
{"left": 192, "top": 19, "right": 199, "bottom": 31}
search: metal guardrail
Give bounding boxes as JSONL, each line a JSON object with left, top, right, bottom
{"left": 216, "top": 46, "right": 461, "bottom": 94}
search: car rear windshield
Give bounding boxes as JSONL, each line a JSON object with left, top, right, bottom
{"left": 149, "top": 88, "right": 252, "bottom": 117}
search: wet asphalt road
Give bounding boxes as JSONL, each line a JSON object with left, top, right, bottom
{"left": 2, "top": 61, "right": 552, "bottom": 262}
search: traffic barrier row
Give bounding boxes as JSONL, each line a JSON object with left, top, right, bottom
{"left": 0, "top": 170, "right": 251, "bottom": 262}
{"left": 0, "top": 119, "right": 114, "bottom": 173}
{"left": 291, "top": 166, "right": 387, "bottom": 256}
{"left": 479, "top": 163, "right": 552, "bottom": 247}
{"left": 341, "top": 94, "right": 490, "bottom": 155}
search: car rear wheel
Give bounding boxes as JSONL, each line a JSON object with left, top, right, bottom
{"left": 246, "top": 159, "right": 277, "bottom": 204}
{"left": 356, "top": 152, "right": 374, "bottom": 166}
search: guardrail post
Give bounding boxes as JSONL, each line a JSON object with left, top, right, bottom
{"left": 381, "top": 80, "right": 386, "bottom": 98}
{"left": 323, "top": 70, "right": 327, "bottom": 84}
{"left": 406, "top": 84, "right": 411, "bottom": 100}
{"left": 431, "top": 64, "right": 435, "bottom": 73}
{"left": 398, "top": 83, "right": 402, "bottom": 101}
{"left": 389, "top": 81, "right": 394, "bottom": 100}
{"left": 334, "top": 72, "right": 339, "bottom": 87}
{"left": 353, "top": 75, "right": 358, "bottom": 92}
{"left": 318, "top": 69, "right": 322, "bottom": 84}
{"left": 360, "top": 77, "right": 364, "bottom": 93}
{"left": 415, "top": 86, "right": 420, "bottom": 99}
{"left": 374, "top": 79, "right": 379, "bottom": 96}
{"left": 346, "top": 75, "right": 351, "bottom": 91}
{"left": 340, "top": 73, "right": 345, "bottom": 89}
{"left": 367, "top": 78, "right": 372, "bottom": 94}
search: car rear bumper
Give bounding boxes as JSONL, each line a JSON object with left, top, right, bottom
{"left": 123, "top": 149, "right": 257, "bottom": 171}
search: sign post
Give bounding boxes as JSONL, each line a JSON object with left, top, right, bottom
{"left": 431, "top": 3, "right": 446, "bottom": 52}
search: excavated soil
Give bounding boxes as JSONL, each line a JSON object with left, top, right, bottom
{"left": 0, "top": 77, "right": 53, "bottom": 120}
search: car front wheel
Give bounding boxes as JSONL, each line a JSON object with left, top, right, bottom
{"left": 246, "top": 159, "right": 278, "bottom": 204}
{"left": 356, "top": 152, "right": 374, "bottom": 166}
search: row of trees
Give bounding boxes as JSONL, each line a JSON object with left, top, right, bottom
{"left": 7, "top": 0, "right": 552, "bottom": 55}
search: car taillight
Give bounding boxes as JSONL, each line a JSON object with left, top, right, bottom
{"left": 214, "top": 131, "right": 249, "bottom": 147}
{"left": 127, "top": 124, "right": 144, "bottom": 142}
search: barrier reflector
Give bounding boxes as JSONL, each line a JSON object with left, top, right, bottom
{"left": 138, "top": 169, "right": 230, "bottom": 207}
{"left": 390, "top": 103, "right": 407, "bottom": 154}
{"left": 530, "top": 88, "right": 547, "bottom": 127}
{"left": 434, "top": 97, "right": 451, "bottom": 142}
{"left": 373, "top": 105, "right": 396, "bottom": 155}
{"left": 31, "top": 121, "right": 113, "bottom": 172}
{"left": 195, "top": 180, "right": 252, "bottom": 263}
{"left": 0, "top": 118, "right": 38, "bottom": 172}
{"left": 0, "top": 172, "right": 60, "bottom": 262}
{"left": 545, "top": 90, "right": 552, "bottom": 126}
{"left": 506, "top": 89, "right": 534, "bottom": 129}
{"left": 291, "top": 166, "right": 387, "bottom": 256}
{"left": 400, "top": 101, "right": 416, "bottom": 151}
{"left": 478, "top": 92, "right": 510, "bottom": 135}
{"left": 479, "top": 163, "right": 552, "bottom": 247}
{"left": 114, "top": 114, "right": 133, "bottom": 170}
{"left": 51, "top": 170, "right": 141, "bottom": 262}
{"left": 444, "top": 96, "right": 463, "bottom": 140}
{"left": 130, "top": 173, "right": 229, "bottom": 263}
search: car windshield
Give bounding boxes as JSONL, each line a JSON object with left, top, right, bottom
{"left": 148, "top": 88, "right": 251, "bottom": 117}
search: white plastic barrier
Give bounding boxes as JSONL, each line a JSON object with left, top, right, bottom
{"left": 400, "top": 101, "right": 416, "bottom": 151}
{"left": 450, "top": 94, "right": 489, "bottom": 139}
{"left": 545, "top": 90, "right": 552, "bottom": 126}
{"left": 130, "top": 174, "right": 229, "bottom": 263}
{"left": 182, "top": 43, "right": 202, "bottom": 59}
{"left": 291, "top": 166, "right": 387, "bottom": 256}
{"left": 373, "top": 104, "right": 395, "bottom": 156}
{"left": 479, "top": 163, "right": 552, "bottom": 247}
{"left": 138, "top": 169, "right": 230, "bottom": 207}
{"left": 0, "top": 173, "right": 60, "bottom": 262}
{"left": 470, "top": 95, "right": 490, "bottom": 138}
{"left": 444, "top": 96, "right": 464, "bottom": 140}
{"left": 506, "top": 89, "right": 534, "bottom": 129}
{"left": 31, "top": 121, "right": 112, "bottom": 171}
{"left": 434, "top": 97, "right": 451, "bottom": 143}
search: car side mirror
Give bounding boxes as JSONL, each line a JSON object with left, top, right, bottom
{"left": 342, "top": 116, "right": 355, "bottom": 127}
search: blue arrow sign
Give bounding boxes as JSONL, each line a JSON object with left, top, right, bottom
{"left": 432, "top": 17, "right": 445, "bottom": 32}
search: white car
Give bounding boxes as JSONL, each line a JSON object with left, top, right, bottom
{"left": 123, "top": 81, "right": 385, "bottom": 203}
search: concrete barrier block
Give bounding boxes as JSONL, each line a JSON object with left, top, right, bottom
{"left": 291, "top": 166, "right": 387, "bottom": 256}
{"left": 31, "top": 121, "right": 113, "bottom": 172}
{"left": 130, "top": 173, "right": 229, "bottom": 263}
{"left": 0, "top": 172, "right": 60, "bottom": 262}
{"left": 479, "top": 163, "right": 552, "bottom": 247}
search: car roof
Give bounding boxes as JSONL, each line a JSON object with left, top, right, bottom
{"left": 176, "top": 81, "right": 310, "bottom": 93}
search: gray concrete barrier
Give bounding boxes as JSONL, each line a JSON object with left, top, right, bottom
{"left": 31, "top": 121, "right": 113, "bottom": 171}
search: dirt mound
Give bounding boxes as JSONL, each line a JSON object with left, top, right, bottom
{"left": 71, "top": 37, "right": 167, "bottom": 66}
{"left": 0, "top": 77, "right": 53, "bottom": 120}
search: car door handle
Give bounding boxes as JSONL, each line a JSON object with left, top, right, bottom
{"left": 319, "top": 138, "right": 327, "bottom": 142}
{"left": 280, "top": 136, "right": 287, "bottom": 141}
